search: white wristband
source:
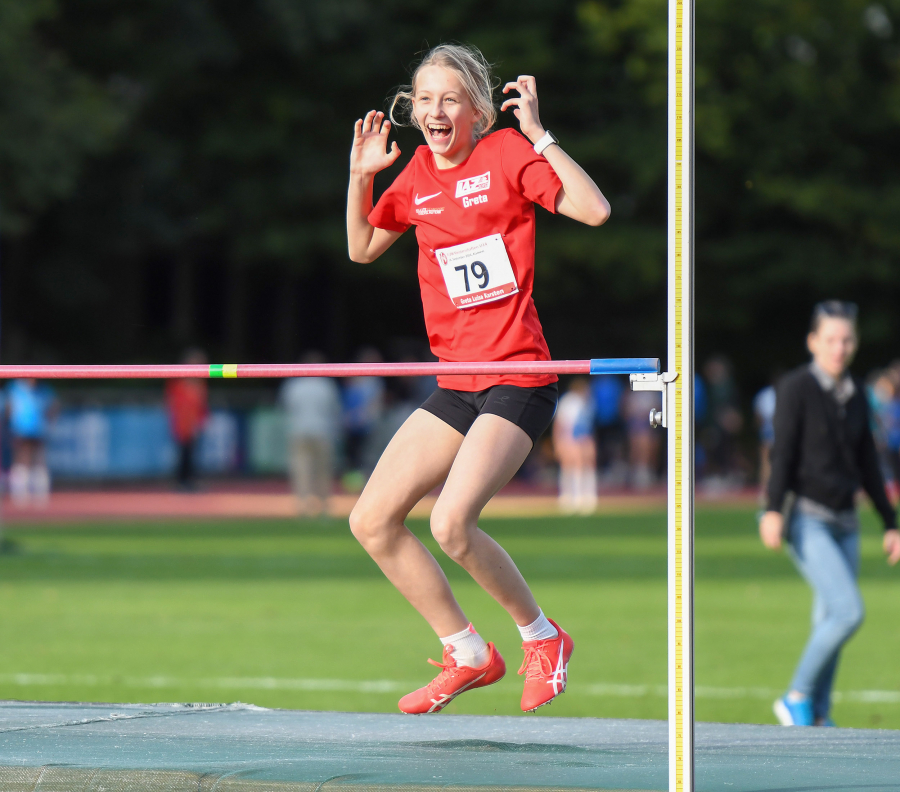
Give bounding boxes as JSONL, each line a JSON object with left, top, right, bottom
{"left": 533, "top": 130, "right": 558, "bottom": 156}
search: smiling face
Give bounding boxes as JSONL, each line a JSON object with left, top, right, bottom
{"left": 807, "top": 317, "right": 857, "bottom": 379}
{"left": 412, "top": 65, "right": 479, "bottom": 168}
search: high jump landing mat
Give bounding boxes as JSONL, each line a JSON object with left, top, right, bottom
{"left": 1, "top": 702, "right": 897, "bottom": 792}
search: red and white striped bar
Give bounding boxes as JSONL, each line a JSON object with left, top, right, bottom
{"left": 0, "top": 358, "right": 660, "bottom": 380}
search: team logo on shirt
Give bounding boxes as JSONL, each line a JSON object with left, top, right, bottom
{"left": 415, "top": 191, "right": 445, "bottom": 215}
{"left": 414, "top": 192, "right": 442, "bottom": 205}
{"left": 455, "top": 171, "right": 490, "bottom": 198}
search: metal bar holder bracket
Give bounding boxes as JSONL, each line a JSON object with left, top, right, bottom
{"left": 629, "top": 371, "right": 679, "bottom": 429}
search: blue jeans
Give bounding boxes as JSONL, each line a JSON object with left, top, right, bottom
{"left": 787, "top": 512, "right": 864, "bottom": 719}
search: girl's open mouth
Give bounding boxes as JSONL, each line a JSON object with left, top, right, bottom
{"left": 427, "top": 123, "right": 452, "bottom": 142}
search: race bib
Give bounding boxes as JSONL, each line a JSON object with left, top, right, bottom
{"left": 435, "top": 234, "right": 519, "bottom": 310}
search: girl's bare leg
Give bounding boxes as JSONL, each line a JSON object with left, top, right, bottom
{"left": 349, "top": 409, "right": 469, "bottom": 636}
{"left": 430, "top": 414, "right": 541, "bottom": 626}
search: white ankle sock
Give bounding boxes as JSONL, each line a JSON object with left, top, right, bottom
{"left": 440, "top": 624, "right": 490, "bottom": 669}
{"left": 577, "top": 469, "right": 598, "bottom": 513}
{"left": 558, "top": 469, "right": 577, "bottom": 512}
{"left": 30, "top": 465, "right": 50, "bottom": 503}
{"left": 10, "top": 464, "right": 29, "bottom": 505}
{"left": 518, "top": 611, "right": 559, "bottom": 642}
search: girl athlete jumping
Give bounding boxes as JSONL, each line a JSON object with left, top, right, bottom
{"left": 346, "top": 44, "right": 610, "bottom": 714}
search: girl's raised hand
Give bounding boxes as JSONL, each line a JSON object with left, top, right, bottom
{"left": 350, "top": 111, "right": 401, "bottom": 177}
{"left": 501, "top": 76, "right": 544, "bottom": 144}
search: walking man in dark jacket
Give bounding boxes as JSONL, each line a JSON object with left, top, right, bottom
{"left": 760, "top": 301, "right": 900, "bottom": 726}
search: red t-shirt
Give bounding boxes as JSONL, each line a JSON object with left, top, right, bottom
{"left": 368, "top": 128, "right": 562, "bottom": 391}
{"left": 165, "top": 379, "right": 208, "bottom": 442}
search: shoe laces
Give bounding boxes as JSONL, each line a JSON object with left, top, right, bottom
{"left": 518, "top": 641, "right": 554, "bottom": 680}
{"left": 424, "top": 646, "right": 460, "bottom": 690}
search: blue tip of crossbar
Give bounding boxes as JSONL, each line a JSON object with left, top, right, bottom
{"left": 589, "top": 358, "right": 660, "bottom": 375}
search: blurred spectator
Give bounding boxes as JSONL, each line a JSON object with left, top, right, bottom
{"left": 398, "top": 352, "right": 438, "bottom": 407}
{"left": 867, "top": 369, "right": 892, "bottom": 444}
{"left": 362, "top": 378, "right": 420, "bottom": 476}
{"left": 753, "top": 375, "right": 779, "bottom": 493}
{"left": 700, "top": 355, "right": 744, "bottom": 489}
{"left": 5, "top": 379, "right": 57, "bottom": 505}
{"left": 280, "top": 351, "right": 342, "bottom": 517}
{"left": 165, "top": 349, "right": 208, "bottom": 491}
{"left": 694, "top": 373, "right": 709, "bottom": 478}
{"left": 869, "top": 367, "right": 900, "bottom": 499}
{"left": 554, "top": 378, "right": 597, "bottom": 513}
{"left": 622, "top": 388, "right": 662, "bottom": 490}
{"left": 363, "top": 355, "right": 438, "bottom": 473}
{"left": 885, "top": 364, "right": 900, "bottom": 498}
{"left": 694, "top": 373, "right": 708, "bottom": 425}
{"left": 591, "top": 375, "right": 627, "bottom": 487}
{"left": 342, "top": 346, "right": 385, "bottom": 489}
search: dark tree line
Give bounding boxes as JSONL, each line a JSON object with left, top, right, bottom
{"left": 1, "top": 0, "right": 899, "bottom": 399}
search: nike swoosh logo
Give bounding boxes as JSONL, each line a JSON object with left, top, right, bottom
{"left": 414, "top": 192, "right": 442, "bottom": 206}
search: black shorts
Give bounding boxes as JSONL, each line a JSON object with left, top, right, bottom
{"left": 421, "top": 383, "right": 559, "bottom": 446}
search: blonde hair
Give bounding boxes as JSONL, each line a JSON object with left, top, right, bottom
{"left": 389, "top": 44, "right": 498, "bottom": 139}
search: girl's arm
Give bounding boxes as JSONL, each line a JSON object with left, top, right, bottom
{"left": 501, "top": 76, "right": 610, "bottom": 227}
{"left": 347, "top": 111, "right": 405, "bottom": 263}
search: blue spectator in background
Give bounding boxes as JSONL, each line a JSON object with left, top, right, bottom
{"left": 869, "top": 366, "right": 900, "bottom": 499}
{"left": 342, "top": 347, "right": 385, "bottom": 490}
{"left": 694, "top": 373, "right": 708, "bottom": 424}
{"left": 753, "top": 377, "right": 778, "bottom": 494}
{"left": 591, "top": 375, "right": 626, "bottom": 487}
{"left": 5, "top": 379, "right": 57, "bottom": 506}
{"left": 694, "top": 373, "right": 708, "bottom": 479}
{"left": 555, "top": 378, "right": 597, "bottom": 513}
{"left": 884, "top": 383, "right": 900, "bottom": 493}
{"left": 700, "top": 355, "right": 744, "bottom": 490}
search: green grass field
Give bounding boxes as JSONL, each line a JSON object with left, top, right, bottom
{"left": 1, "top": 507, "right": 897, "bottom": 728}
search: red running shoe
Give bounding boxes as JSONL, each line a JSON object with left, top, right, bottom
{"left": 398, "top": 642, "right": 506, "bottom": 714}
{"left": 518, "top": 619, "right": 574, "bottom": 712}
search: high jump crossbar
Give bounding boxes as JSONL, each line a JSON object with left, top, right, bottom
{"left": 0, "top": 358, "right": 660, "bottom": 380}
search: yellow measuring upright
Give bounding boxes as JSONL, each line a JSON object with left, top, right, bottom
{"left": 668, "top": 0, "right": 694, "bottom": 790}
